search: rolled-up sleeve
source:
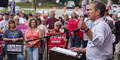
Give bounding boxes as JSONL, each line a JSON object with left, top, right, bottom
{"left": 92, "top": 32, "right": 105, "bottom": 47}
{"left": 92, "top": 23, "right": 108, "bottom": 47}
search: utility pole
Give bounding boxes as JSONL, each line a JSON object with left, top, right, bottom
{"left": 34, "top": 0, "right": 37, "bottom": 11}
{"left": 32, "top": 0, "right": 37, "bottom": 11}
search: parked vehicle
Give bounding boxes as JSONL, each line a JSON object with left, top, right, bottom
{"left": 66, "top": 1, "right": 75, "bottom": 9}
{"left": 112, "top": 4, "right": 119, "bottom": 10}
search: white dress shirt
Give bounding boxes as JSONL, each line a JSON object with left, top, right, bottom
{"left": 86, "top": 17, "right": 113, "bottom": 60}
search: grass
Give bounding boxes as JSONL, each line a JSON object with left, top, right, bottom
{"left": 16, "top": 2, "right": 32, "bottom": 8}
{"left": 15, "top": 2, "right": 64, "bottom": 9}
{"left": 23, "top": 10, "right": 35, "bottom": 13}
{"left": 0, "top": 8, "right": 35, "bottom": 13}
{"left": 0, "top": 2, "right": 64, "bottom": 13}
{"left": 0, "top": 8, "right": 9, "bottom": 13}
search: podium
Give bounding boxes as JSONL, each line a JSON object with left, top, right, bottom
{"left": 49, "top": 47, "right": 82, "bottom": 60}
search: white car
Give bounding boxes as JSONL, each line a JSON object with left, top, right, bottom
{"left": 15, "top": 6, "right": 22, "bottom": 12}
{"left": 112, "top": 4, "right": 119, "bottom": 10}
{"left": 0, "top": 7, "right": 4, "bottom": 10}
{"left": 8, "top": 6, "right": 22, "bottom": 13}
{"left": 66, "top": 1, "right": 75, "bottom": 9}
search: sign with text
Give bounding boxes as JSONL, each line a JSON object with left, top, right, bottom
{"left": 6, "top": 43, "right": 23, "bottom": 54}
{"left": 46, "top": 32, "right": 66, "bottom": 49}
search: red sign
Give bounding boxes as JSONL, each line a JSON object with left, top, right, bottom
{"left": 46, "top": 32, "right": 66, "bottom": 49}
{"left": 0, "top": 41, "right": 3, "bottom": 55}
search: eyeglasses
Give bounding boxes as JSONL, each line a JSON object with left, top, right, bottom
{"left": 15, "top": 19, "right": 19, "bottom": 21}
{"left": 56, "top": 25, "right": 61, "bottom": 27}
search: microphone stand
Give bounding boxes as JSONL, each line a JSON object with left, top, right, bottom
{"left": 26, "top": 28, "right": 80, "bottom": 60}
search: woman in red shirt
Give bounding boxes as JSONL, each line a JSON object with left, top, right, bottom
{"left": 68, "top": 12, "right": 83, "bottom": 48}
{"left": 25, "top": 18, "right": 42, "bottom": 60}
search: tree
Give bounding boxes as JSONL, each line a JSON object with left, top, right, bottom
{"left": 32, "top": 0, "right": 39, "bottom": 11}
{"left": 112, "top": 0, "right": 119, "bottom": 4}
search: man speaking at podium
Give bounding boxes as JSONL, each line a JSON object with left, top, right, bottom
{"left": 71, "top": 1, "right": 114, "bottom": 60}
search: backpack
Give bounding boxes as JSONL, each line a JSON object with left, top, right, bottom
{"left": 105, "top": 19, "right": 116, "bottom": 34}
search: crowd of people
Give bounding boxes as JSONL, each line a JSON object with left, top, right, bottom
{"left": 0, "top": 1, "right": 120, "bottom": 60}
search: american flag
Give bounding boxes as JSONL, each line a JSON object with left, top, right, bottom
{"left": 107, "top": 0, "right": 111, "bottom": 10}
{"left": 9, "top": 0, "right": 15, "bottom": 16}
{"left": 81, "top": 0, "right": 87, "bottom": 15}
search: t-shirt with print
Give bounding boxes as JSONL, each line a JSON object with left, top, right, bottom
{"left": 3, "top": 29, "right": 24, "bottom": 43}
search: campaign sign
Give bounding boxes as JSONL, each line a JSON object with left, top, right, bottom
{"left": 0, "top": 41, "right": 3, "bottom": 55}
{"left": 0, "top": 34, "right": 3, "bottom": 55}
{"left": 46, "top": 32, "right": 66, "bottom": 49}
{"left": 6, "top": 43, "right": 23, "bottom": 54}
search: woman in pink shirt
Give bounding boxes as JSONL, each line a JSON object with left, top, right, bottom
{"left": 68, "top": 12, "right": 83, "bottom": 48}
{"left": 25, "top": 18, "right": 42, "bottom": 60}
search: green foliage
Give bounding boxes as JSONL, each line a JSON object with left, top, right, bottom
{"left": 112, "top": 0, "right": 119, "bottom": 4}
{"left": 23, "top": 10, "right": 35, "bottom": 13}
{"left": 15, "top": 2, "right": 59, "bottom": 8}
{"left": 101, "top": 0, "right": 107, "bottom": 4}
{"left": 16, "top": 2, "right": 32, "bottom": 8}
{"left": 0, "top": 8, "right": 9, "bottom": 13}
{"left": 39, "top": 2, "right": 57, "bottom": 8}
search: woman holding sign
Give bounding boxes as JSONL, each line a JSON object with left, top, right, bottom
{"left": 25, "top": 18, "right": 42, "bottom": 60}
{"left": 3, "top": 20, "right": 24, "bottom": 60}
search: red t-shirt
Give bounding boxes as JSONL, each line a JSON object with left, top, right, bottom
{"left": 26, "top": 28, "right": 40, "bottom": 47}
{"left": 68, "top": 19, "right": 83, "bottom": 39}
{"left": 0, "top": 18, "right": 3, "bottom": 21}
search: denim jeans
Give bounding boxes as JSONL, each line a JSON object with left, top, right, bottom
{"left": 70, "top": 35, "right": 82, "bottom": 48}
{"left": 26, "top": 47, "right": 39, "bottom": 60}
{"left": 7, "top": 54, "right": 24, "bottom": 60}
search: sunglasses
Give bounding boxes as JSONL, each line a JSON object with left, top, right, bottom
{"left": 56, "top": 25, "right": 61, "bottom": 27}
{"left": 87, "top": 9, "right": 89, "bottom": 11}
{"left": 15, "top": 19, "right": 19, "bottom": 21}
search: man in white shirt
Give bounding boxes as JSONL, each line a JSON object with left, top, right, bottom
{"left": 0, "top": 12, "right": 9, "bottom": 33}
{"left": 0, "top": 12, "right": 9, "bottom": 60}
{"left": 71, "top": 1, "right": 114, "bottom": 60}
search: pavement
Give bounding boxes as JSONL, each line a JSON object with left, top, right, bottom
{"left": 22, "top": 8, "right": 82, "bottom": 18}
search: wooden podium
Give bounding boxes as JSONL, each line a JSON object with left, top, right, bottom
{"left": 49, "top": 47, "right": 82, "bottom": 60}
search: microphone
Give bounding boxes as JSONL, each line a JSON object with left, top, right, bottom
{"left": 72, "top": 28, "right": 81, "bottom": 32}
